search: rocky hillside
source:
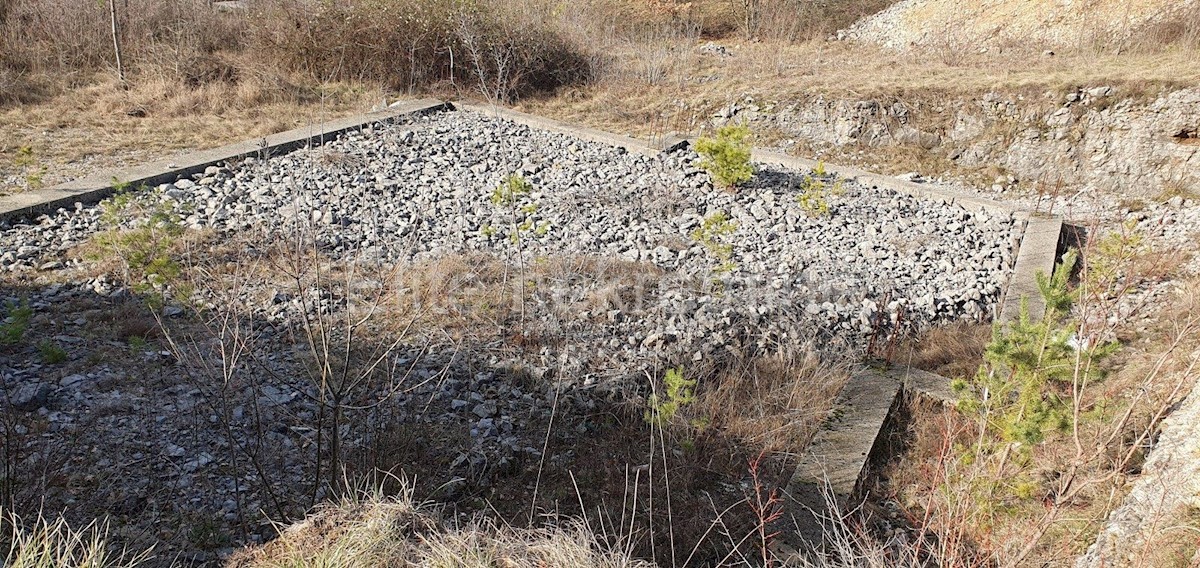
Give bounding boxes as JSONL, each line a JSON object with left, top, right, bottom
{"left": 844, "top": 0, "right": 1200, "bottom": 50}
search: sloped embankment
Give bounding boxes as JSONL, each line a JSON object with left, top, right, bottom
{"left": 736, "top": 86, "right": 1200, "bottom": 200}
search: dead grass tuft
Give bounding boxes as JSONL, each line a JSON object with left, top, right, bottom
{"left": 690, "top": 351, "right": 850, "bottom": 455}
{"left": 2, "top": 511, "right": 154, "bottom": 568}
{"left": 228, "top": 482, "right": 652, "bottom": 568}
{"left": 898, "top": 321, "right": 992, "bottom": 381}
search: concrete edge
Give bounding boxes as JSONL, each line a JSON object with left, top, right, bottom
{"left": 883, "top": 365, "right": 959, "bottom": 405}
{"left": 781, "top": 366, "right": 902, "bottom": 549}
{"left": 744, "top": 146, "right": 1026, "bottom": 218}
{"left": 776, "top": 363, "right": 956, "bottom": 559}
{"left": 452, "top": 102, "right": 676, "bottom": 157}
{"left": 999, "top": 217, "right": 1064, "bottom": 323}
{"left": 0, "top": 98, "right": 452, "bottom": 223}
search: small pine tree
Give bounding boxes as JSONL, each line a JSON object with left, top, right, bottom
{"left": 645, "top": 367, "right": 696, "bottom": 427}
{"left": 954, "top": 250, "right": 1096, "bottom": 451}
{"left": 695, "top": 125, "right": 754, "bottom": 189}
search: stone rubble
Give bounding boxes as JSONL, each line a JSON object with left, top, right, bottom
{"left": 0, "top": 109, "right": 1022, "bottom": 565}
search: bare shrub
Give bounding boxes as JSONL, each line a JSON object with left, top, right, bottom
{"left": 0, "top": 67, "right": 23, "bottom": 105}
{"left": 244, "top": 0, "right": 593, "bottom": 101}
{"left": 0, "top": 0, "right": 593, "bottom": 106}
{"left": 0, "top": 0, "right": 239, "bottom": 77}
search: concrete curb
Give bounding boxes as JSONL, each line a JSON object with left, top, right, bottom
{"left": 883, "top": 364, "right": 959, "bottom": 405}
{"left": 999, "top": 216, "right": 1064, "bottom": 322}
{"left": 452, "top": 102, "right": 688, "bottom": 156}
{"left": 781, "top": 366, "right": 902, "bottom": 549}
{"left": 776, "top": 363, "right": 957, "bottom": 562}
{"left": 0, "top": 99, "right": 451, "bottom": 223}
{"left": 746, "top": 147, "right": 1025, "bottom": 217}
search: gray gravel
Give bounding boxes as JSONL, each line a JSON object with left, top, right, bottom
{"left": 1, "top": 110, "right": 1017, "bottom": 371}
{"left": 0, "top": 108, "right": 1023, "bottom": 565}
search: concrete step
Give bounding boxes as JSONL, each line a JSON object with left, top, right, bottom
{"left": 778, "top": 366, "right": 902, "bottom": 553}
{"left": 999, "top": 216, "right": 1064, "bottom": 323}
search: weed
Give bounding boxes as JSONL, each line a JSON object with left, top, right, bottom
{"left": 37, "top": 341, "right": 67, "bottom": 364}
{"left": 23, "top": 168, "right": 44, "bottom": 189}
{"left": 691, "top": 211, "right": 739, "bottom": 287}
{"left": 10, "top": 146, "right": 45, "bottom": 189}
{"left": 956, "top": 252, "right": 1088, "bottom": 447}
{"left": 644, "top": 367, "right": 696, "bottom": 427}
{"left": 488, "top": 173, "right": 550, "bottom": 246}
{"left": 126, "top": 335, "right": 149, "bottom": 352}
{"left": 695, "top": 124, "right": 754, "bottom": 189}
{"left": 11, "top": 146, "right": 34, "bottom": 168}
{"left": 1153, "top": 176, "right": 1200, "bottom": 203}
{"left": 188, "top": 516, "right": 231, "bottom": 551}
{"left": 0, "top": 302, "right": 31, "bottom": 345}
{"left": 745, "top": 451, "right": 784, "bottom": 568}
{"left": 796, "top": 161, "right": 841, "bottom": 217}
{"left": 0, "top": 299, "right": 32, "bottom": 346}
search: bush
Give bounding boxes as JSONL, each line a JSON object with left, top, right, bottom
{"left": 0, "top": 0, "right": 594, "bottom": 105}
{"left": 244, "top": 0, "right": 592, "bottom": 101}
{"left": 695, "top": 124, "right": 754, "bottom": 189}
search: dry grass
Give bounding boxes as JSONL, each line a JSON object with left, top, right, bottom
{"left": 228, "top": 484, "right": 651, "bottom": 568}
{"left": 245, "top": 0, "right": 591, "bottom": 100}
{"left": 0, "top": 75, "right": 382, "bottom": 195}
{"left": 897, "top": 321, "right": 992, "bottom": 381}
{"left": 2, "top": 510, "right": 154, "bottom": 568}
{"left": 690, "top": 351, "right": 849, "bottom": 455}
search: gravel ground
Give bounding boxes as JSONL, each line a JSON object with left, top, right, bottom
{"left": 2, "top": 109, "right": 1019, "bottom": 357}
{"left": 0, "top": 108, "right": 1021, "bottom": 565}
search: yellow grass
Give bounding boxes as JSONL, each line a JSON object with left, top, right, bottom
{"left": 520, "top": 39, "right": 1200, "bottom": 138}
{"left": 0, "top": 74, "right": 383, "bottom": 195}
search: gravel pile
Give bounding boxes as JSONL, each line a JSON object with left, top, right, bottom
{"left": 0, "top": 108, "right": 1023, "bottom": 564}
{"left": 2, "top": 110, "right": 1018, "bottom": 376}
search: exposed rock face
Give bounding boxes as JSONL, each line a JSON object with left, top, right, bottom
{"left": 752, "top": 87, "right": 1200, "bottom": 199}
{"left": 1077, "top": 370, "right": 1200, "bottom": 567}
